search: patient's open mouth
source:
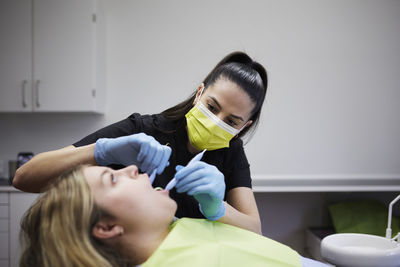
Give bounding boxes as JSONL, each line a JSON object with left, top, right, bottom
{"left": 154, "top": 187, "right": 170, "bottom": 196}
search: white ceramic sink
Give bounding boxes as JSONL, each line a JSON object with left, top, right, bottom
{"left": 321, "top": 233, "right": 400, "bottom": 267}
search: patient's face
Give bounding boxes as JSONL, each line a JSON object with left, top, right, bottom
{"left": 84, "top": 165, "right": 177, "bottom": 228}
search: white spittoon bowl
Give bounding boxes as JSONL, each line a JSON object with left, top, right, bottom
{"left": 321, "top": 233, "right": 400, "bottom": 267}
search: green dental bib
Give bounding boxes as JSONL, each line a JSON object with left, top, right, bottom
{"left": 142, "top": 218, "right": 301, "bottom": 267}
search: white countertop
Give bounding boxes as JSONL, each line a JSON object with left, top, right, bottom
{"left": 0, "top": 186, "right": 20, "bottom": 192}
{"left": 1, "top": 175, "right": 399, "bottom": 193}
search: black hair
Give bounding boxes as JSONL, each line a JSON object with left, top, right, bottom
{"left": 161, "top": 51, "right": 268, "bottom": 141}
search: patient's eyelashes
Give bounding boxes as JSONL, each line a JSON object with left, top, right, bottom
{"left": 111, "top": 173, "right": 117, "bottom": 184}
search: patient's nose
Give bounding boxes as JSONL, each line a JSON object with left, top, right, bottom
{"left": 121, "top": 165, "right": 139, "bottom": 178}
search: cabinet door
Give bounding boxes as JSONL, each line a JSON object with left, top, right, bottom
{"left": 33, "top": 0, "right": 96, "bottom": 112}
{"left": 10, "top": 192, "right": 38, "bottom": 267}
{"left": 0, "top": 0, "right": 33, "bottom": 112}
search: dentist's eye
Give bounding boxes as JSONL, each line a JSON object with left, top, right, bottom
{"left": 207, "top": 103, "right": 217, "bottom": 114}
{"left": 111, "top": 173, "right": 117, "bottom": 184}
{"left": 226, "top": 119, "right": 237, "bottom": 127}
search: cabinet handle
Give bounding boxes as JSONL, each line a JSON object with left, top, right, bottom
{"left": 35, "top": 80, "right": 41, "bottom": 108}
{"left": 21, "top": 80, "right": 27, "bottom": 108}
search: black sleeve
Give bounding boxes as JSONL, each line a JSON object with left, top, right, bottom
{"left": 219, "top": 139, "right": 252, "bottom": 191}
{"left": 73, "top": 113, "right": 145, "bottom": 147}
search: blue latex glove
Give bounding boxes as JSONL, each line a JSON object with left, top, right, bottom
{"left": 174, "top": 162, "right": 226, "bottom": 221}
{"left": 94, "top": 133, "right": 171, "bottom": 174}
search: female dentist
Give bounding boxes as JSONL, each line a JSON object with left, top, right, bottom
{"left": 13, "top": 51, "right": 268, "bottom": 234}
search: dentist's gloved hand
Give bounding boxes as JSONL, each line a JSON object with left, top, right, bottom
{"left": 174, "top": 162, "right": 226, "bottom": 221}
{"left": 94, "top": 133, "right": 171, "bottom": 174}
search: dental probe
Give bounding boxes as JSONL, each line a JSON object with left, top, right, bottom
{"left": 165, "top": 149, "right": 206, "bottom": 191}
{"left": 149, "top": 169, "right": 157, "bottom": 184}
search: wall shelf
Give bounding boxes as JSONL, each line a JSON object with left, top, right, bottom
{"left": 252, "top": 175, "right": 400, "bottom": 192}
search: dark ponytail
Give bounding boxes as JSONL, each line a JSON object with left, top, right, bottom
{"left": 161, "top": 51, "right": 268, "bottom": 141}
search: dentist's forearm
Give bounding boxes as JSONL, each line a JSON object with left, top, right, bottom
{"left": 13, "top": 144, "right": 97, "bottom": 193}
{"left": 217, "top": 202, "right": 262, "bottom": 235}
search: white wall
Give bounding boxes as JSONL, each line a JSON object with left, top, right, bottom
{"left": 1, "top": 0, "right": 399, "bottom": 179}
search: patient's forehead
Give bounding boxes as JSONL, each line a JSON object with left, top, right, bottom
{"left": 83, "top": 166, "right": 108, "bottom": 192}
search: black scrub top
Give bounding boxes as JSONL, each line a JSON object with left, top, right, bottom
{"left": 73, "top": 113, "right": 252, "bottom": 218}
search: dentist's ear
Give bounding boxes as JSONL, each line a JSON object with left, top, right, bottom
{"left": 193, "top": 83, "right": 205, "bottom": 105}
{"left": 92, "top": 221, "right": 124, "bottom": 240}
{"left": 235, "top": 120, "right": 253, "bottom": 138}
{"left": 244, "top": 120, "right": 253, "bottom": 129}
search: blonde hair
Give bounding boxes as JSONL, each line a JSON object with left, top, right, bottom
{"left": 19, "top": 165, "right": 134, "bottom": 267}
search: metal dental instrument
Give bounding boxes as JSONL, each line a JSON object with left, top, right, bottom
{"left": 386, "top": 194, "right": 400, "bottom": 240}
{"left": 165, "top": 149, "right": 206, "bottom": 191}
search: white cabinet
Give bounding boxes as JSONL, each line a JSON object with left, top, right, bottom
{"left": 9, "top": 192, "right": 37, "bottom": 267}
{"left": 0, "top": 193, "right": 9, "bottom": 267}
{"left": 0, "top": 0, "right": 104, "bottom": 113}
{"left": 0, "top": 190, "right": 37, "bottom": 267}
{"left": 0, "top": 0, "right": 32, "bottom": 112}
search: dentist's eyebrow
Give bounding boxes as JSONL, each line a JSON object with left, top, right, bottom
{"left": 228, "top": 113, "right": 244, "bottom": 122}
{"left": 209, "top": 96, "right": 244, "bottom": 122}
{"left": 209, "top": 96, "right": 222, "bottom": 109}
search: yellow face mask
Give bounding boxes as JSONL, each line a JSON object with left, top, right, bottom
{"left": 185, "top": 101, "right": 243, "bottom": 151}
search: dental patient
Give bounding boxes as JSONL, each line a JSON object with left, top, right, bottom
{"left": 20, "top": 165, "right": 328, "bottom": 267}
